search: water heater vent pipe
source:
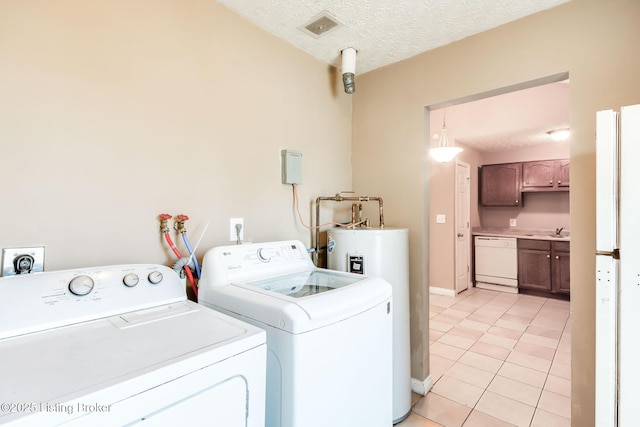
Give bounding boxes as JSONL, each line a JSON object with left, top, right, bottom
{"left": 341, "top": 47, "right": 357, "bottom": 94}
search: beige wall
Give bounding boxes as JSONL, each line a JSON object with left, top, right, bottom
{"left": 0, "top": 1, "right": 352, "bottom": 274}
{"left": 3, "top": 1, "right": 639, "bottom": 425}
{"left": 352, "top": 1, "right": 640, "bottom": 426}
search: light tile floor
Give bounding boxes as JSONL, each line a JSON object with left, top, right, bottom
{"left": 397, "top": 287, "right": 571, "bottom": 427}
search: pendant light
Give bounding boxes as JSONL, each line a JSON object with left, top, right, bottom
{"left": 430, "top": 111, "right": 463, "bottom": 163}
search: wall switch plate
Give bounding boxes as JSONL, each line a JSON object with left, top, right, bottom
{"left": 229, "top": 218, "right": 244, "bottom": 242}
{"left": 436, "top": 214, "right": 446, "bottom": 224}
{"left": 2, "top": 246, "right": 45, "bottom": 276}
{"left": 509, "top": 218, "right": 517, "bottom": 227}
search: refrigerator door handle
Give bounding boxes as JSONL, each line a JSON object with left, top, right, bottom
{"left": 596, "top": 249, "right": 620, "bottom": 259}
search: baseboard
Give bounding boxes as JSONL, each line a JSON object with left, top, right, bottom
{"left": 429, "top": 286, "right": 455, "bottom": 297}
{"left": 411, "top": 375, "right": 433, "bottom": 396}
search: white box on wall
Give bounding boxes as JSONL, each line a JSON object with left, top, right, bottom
{"left": 281, "top": 149, "right": 302, "bottom": 184}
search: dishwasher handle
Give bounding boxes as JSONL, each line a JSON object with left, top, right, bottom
{"left": 474, "top": 236, "right": 517, "bottom": 248}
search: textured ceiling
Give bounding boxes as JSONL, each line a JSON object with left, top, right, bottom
{"left": 218, "top": 0, "right": 571, "bottom": 151}
{"left": 431, "top": 80, "right": 570, "bottom": 152}
{"left": 216, "top": 0, "right": 571, "bottom": 74}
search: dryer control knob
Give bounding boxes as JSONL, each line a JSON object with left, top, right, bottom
{"left": 69, "top": 275, "right": 95, "bottom": 296}
{"left": 123, "top": 273, "right": 140, "bottom": 287}
{"left": 148, "top": 271, "right": 163, "bottom": 284}
{"left": 257, "top": 248, "right": 272, "bottom": 263}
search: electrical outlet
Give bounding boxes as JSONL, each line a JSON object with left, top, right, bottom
{"left": 509, "top": 218, "right": 517, "bottom": 227}
{"left": 229, "top": 218, "right": 244, "bottom": 242}
{"left": 436, "top": 214, "right": 446, "bottom": 224}
{"left": 2, "top": 246, "right": 45, "bottom": 276}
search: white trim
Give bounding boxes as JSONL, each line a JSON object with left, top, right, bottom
{"left": 411, "top": 375, "right": 433, "bottom": 396}
{"left": 429, "top": 286, "right": 455, "bottom": 297}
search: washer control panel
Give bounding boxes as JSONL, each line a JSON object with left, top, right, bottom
{"left": 200, "top": 240, "right": 314, "bottom": 287}
{"left": 0, "top": 264, "right": 185, "bottom": 339}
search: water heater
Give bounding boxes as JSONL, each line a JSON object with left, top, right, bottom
{"left": 327, "top": 227, "right": 411, "bottom": 424}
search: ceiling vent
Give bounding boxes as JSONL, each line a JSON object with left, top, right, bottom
{"left": 301, "top": 11, "right": 341, "bottom": 38}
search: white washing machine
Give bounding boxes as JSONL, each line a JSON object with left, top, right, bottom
{"left": 198, "top": 240, "right": 393, "bottom": 427}
{"left": 0, "top": 264, "right": 266, "bottom": 427}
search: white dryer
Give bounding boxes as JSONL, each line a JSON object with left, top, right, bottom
{"left": 0, "top": 264, "right": 266, "bottom": 427}
{"left": 198, "top": 240, "right": 393, "bottom": 427}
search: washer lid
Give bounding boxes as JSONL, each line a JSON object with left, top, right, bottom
{"left": 244, "top": 270, "right": 360, "bottom": 298}
{"left": 206, "top": 269, "right": 392, "bottom": 333}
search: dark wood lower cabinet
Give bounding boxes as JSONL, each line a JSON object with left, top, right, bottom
{"left": 518, "top": 239, "right": 570, "bottom": 298}
{"left": 553, "top": 241, "right": 571, "bottom": 295}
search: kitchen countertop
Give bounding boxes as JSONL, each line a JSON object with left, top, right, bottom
{"left": 472, "top": 227, "right": 570, "bottom": 242}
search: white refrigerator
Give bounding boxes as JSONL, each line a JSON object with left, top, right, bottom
{"left": 596, "top": 103, "right": 640, "bottom": 426}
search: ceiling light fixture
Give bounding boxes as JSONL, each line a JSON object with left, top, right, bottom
{"left": 547, "top": 128, "right": 570, "bottom": 141}
{"left": 430, "top": 112, "right": 463, "bottom": 163}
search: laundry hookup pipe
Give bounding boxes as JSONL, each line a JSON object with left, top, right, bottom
{"left": 173, "top": 214, "right": 202, "bottom": 280}
{"left": 158, "top": 214, "right": 198, "bottom": 298}
{"left": 181, "top": 234, "right": 201, "bottom": 279}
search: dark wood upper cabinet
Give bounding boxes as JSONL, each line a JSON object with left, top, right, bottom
{"left": 479, "top": 163, "right": 522, "bottom": 207}
{"left": 557, "top": 159, "right": 570, "bottom": 188}
{"left": 522, "top": 160, "right": 555, "bottom": 188}
{"left": 522, "top": 159, "right": 570, "bottom": 192}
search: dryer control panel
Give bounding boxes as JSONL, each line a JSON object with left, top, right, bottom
{"left": 0, "top": 264, "right": 185, "bottom": 340}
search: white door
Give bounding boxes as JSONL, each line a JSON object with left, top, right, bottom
{"left": 618, "top": 104, "right": 640, "bottom": 425}
{"left": 455, "top": 161, "right": 471, "bottom": 294}
{"left": 596, "top": 104, "right": 640, "bottom": 426}
{"left": 595, "top": 108, "right": 619, "bottom": 427}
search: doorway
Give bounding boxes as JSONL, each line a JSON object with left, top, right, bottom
{"left": 422, "top": 73, "right": 572, "bottom": 425}
{"left": 426, "top": 72, "right": 570, "bottom": 295}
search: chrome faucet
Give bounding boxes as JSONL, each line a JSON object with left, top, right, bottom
{"left": 555, "top": 227, "right": 564, "bottom": 236}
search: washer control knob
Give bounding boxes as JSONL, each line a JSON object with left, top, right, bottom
{"left": 69, "top": 275, "right": 95, "bottom": 296}
{"left": 148, "top": 271, "right": 163, "bottom": 284}
{"left": 257, "top": 248, "right": 272, "bottom": 263}
{"left": 123, "top": 273, "right": 140, "bottom": 287}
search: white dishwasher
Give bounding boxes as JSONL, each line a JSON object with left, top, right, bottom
{"left": 474, "top": 236, "right": 518, "bottom": 293}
